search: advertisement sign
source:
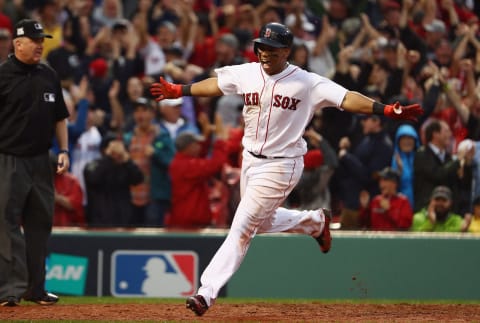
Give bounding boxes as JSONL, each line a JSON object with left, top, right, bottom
{"left": 46, "top": 253, "right": 89, "bottom": 295}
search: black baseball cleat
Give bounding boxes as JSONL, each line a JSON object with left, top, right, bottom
{"left": 0, "top": 296, "right": 20, "bottom": 307}
{"left": 186, "top": 294, "right": 208, "bottom": 316}
{"left": 315, "top": 208, "right": 332, "bottom": 253}
{"left": 24, "top": 292, "right": 59, "bottom": 305}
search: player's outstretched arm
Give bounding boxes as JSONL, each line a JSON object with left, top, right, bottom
{"left": 150, "top": 77, "right": 223, "bottom": 101}
{"left": 341, "top": 91, "right": 424, "bottom": 122}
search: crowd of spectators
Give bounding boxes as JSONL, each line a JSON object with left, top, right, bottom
{"left": 2, "top": 0, "right": 480, "bottom": 233}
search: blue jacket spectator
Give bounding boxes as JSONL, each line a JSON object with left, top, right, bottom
{"left": 391, "top": 124, "right": 420, "bottom": 208}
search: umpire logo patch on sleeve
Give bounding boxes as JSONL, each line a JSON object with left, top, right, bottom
{"left": 44, "top": 93, "right": 56, "bottom": 102}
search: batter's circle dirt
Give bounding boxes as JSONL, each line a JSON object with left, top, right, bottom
{"left": 1, "top": 302, "right": 479, "bottom": 322}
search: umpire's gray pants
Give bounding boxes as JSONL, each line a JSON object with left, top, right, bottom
{"left": 0, "top": 152, "right": 54, "bottom": 300}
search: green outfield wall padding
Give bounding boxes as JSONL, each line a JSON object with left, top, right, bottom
{"left": 228, "top": 232, "right": 480, "bottom": 300}
{"left": 49, "top": 229, "right": 480, "bottom": 300}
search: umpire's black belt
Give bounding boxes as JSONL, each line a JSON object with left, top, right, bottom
{"left": 248, "top": 151, "right": 284, "bottom": 159}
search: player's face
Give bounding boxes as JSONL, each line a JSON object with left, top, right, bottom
{"left": 256, "top": 44, "right": 291, "bottom": 75}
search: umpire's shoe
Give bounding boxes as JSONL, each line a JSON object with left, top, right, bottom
{"left": 0, "top": 296, "right": 20, "bottom": 307}
{"left": 315, "top": 208, "right": 332, "bottom": 253}
{"left": 186, "top": 294, "right": 208, "bottom": 316}
{"left": 24, "top": 292, "right": 59, "bottom": 305}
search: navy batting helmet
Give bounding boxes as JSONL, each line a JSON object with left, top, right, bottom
{"left": 253, "top": 23, "right": 293, "bottom": 54}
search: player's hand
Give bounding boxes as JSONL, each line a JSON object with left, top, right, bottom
{"left": 149, "top": 77, "right": 182, "bottom": 101}
{"left": 384, "top": 102, "right": 424, "bottom": 122}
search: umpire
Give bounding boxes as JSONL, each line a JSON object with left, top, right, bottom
{"left": 0, "top": 19, "right": 70, "bottom": 306}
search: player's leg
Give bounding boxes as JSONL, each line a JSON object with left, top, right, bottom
{"left": 257, "top": 207, "right": 326, "bottom": 236}
{"left": 194, "top": 154, "right": 303, "bottom": 309}
{"left": 257, "top": 207, "right": 332, "bottom": 253}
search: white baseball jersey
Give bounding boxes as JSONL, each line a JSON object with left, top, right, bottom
{"left": 215, "top": 62, "right": 347, "bottom": 157}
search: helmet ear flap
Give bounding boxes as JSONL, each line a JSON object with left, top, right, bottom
{"left": 254, "top": 42, "right": 259, "bottom": 55}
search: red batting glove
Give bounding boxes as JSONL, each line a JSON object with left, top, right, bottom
{"left": 384, "top": 102, "right": 424, "bottom": 122}
{"left": 149, "top": 77, "right": 182, "bottom": 101}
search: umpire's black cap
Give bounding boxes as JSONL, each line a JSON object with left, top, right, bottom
{"left": 13, "top": 19, "right": 52, "bottom": 39}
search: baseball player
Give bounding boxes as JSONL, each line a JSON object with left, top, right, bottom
{"left": 150, "top": 22, "right": 423, "bottom": 316}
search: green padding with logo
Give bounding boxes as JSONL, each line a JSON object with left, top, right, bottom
{"left": 46, "top": 253, "right": 89, "bottom": 295}
{"left": 228, "top": 232, "right": 480, "bottom": 300}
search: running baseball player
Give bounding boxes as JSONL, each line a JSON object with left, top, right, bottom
{"left": 150, "top": 22, "right": 423, "bottom": 316}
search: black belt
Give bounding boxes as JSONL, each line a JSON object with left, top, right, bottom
{"left": 248, "top": 151, "right": 284, "bottom": 159}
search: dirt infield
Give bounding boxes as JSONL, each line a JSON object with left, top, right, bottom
{"left": 1, "top": 302, "right": 480, "bottom": 322}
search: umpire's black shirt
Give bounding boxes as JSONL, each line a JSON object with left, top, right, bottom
{"left": 0, "top": 54, "right": 69, "bottom": 157}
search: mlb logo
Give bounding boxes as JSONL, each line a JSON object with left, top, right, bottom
{"left": 44, "top": 93, "right": 56, "bottom": 102}
{"left": 111, "top": 250, "right": 198, "bottom": 298}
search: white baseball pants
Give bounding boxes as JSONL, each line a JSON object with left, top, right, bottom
{"left": 197, "top": 150, "right": 327, "bottom": 306}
